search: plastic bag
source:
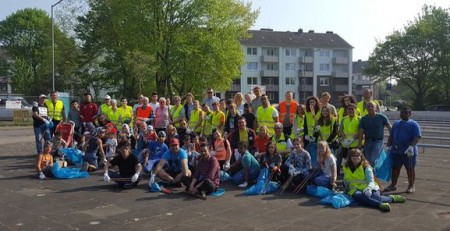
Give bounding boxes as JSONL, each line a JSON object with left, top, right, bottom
{"left": 319, "top": 193, "right": 353, "bottom": 209}
{"left": 220, "top": 170, "right": 232, "bottom": 182}
{"left": 306, "top": 185, "right": 333, "bottom": 198}
{"left": 149, "top": 182, "right": 161, "bottom": 192}
{"left": 51, "top": 162, "right": 89, "bottom": 179}
{"left": 211, "top": 188, "right": 225, "bottom": 197}
{"left": 61, "top": 148, "right": 84, "bottom": 166}
{"left": 375, "top": 149, "right": 392, "bottom": 182}
{"left": 244, "top": 168, "right": 280, "bottom": 195}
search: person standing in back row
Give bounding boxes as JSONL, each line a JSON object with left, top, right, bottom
{"left": 277, "top": 91, "right": 298, "bottom": 136}
{"left": 45, "top": 91, "right": 66, "bottom": 136}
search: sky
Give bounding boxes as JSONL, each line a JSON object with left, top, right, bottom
{"left": 1, "top": 0, "right": 449, "bottom": 61}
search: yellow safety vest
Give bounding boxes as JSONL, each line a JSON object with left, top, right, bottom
{"left": 170, "top": 105, "right": 183, "bottom": 128}
{"left": 211, "top": 110, "right": 225, "bottom": 133}
{"left": 357, "top": 100, "right": 379, "bottom": 117}
{"left": 272, "top": 133, "right": 289, "bottom": 157}
{"left": 202, "top": 112, "right": 213, "bottom": 135}
{"left": 256, "top": 106, "right": 276, "bottom": 136}
{"left": 304, "top": 111, "right": 321, "bottom": 136}
{"left": 100, "top": 103, "right": 111, "bottom": 116}
{"left": 189, "top": 108, "right": 203, "bottom": 133}
{"left": 319, "top": 117, "right": 336, "bottom": 142}
{"left": 290, "top": 114, "right": 305, "bottom": 139}
{"left": 45, "top": 100, "right": 64, "bottom": 121}
{"left": 118, "top": 106, "right": 133, "bottom": 124}
{"left": 107, "top": 109, "right": 121, "bottom": 127}
{"left": 343, "top": 165, "right": 377, "bottom": 196}
{"left": 341, "top": 115, "right": 360, "bottom": 148}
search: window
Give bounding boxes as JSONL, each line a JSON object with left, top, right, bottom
{"left": 247, "top": 62, "right": 258, "bottom": 70}
{"left": 266, "top": 49, "right": 275, "bottom": 56}
{"left": 285, "top": 48, "right": 297, "bottom": 56}
{"left": 261, "top": 77, "right": 279, "bottom": 85}
{"left": 319, "top": 77, "right": 330, "bottom": 86}
{"left": 247, "top": 47, "right": 257, "bottom": 55}
{"left": 285, "top": 63, "right": 296, "bottom": 71}
{"left": 285, "top": 77, "right": 295, "bottom": 85}
{"left": 300, "top": 77, "right": 313, "bottom": 85}
{"left": 232, "top": 79, "right": 241, "bottom": 84}
{"left": 266, "top": 63, "right": 277, "bottom": 70}
{"left": 247, "top": 77, "right": 257, "bottom": 85}
{"left": 320, "top": 50, "right": 330, "bottom": 57}
{"left": 320, "top": 64, "right": 329, "bottom": 71}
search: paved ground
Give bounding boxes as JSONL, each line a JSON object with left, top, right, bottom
{"left": 0, "top": 126, "right": 449, "bottom": 231}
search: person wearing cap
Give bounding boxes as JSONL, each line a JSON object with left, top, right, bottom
{"left": 36, "top": 141, "right": 54, "bottom": 180}
{"left": 32, "top": 94, "right": 52, "bottom": 154}
{"left": 83, "top": 127, "right": 107, "bottom": 171}
{"left": 98, "top": 95, "right": 112, "bottom": 116}
{"left": 149, "top": 138, "right": 191, "bottom": 186}
{"left": 45, "top": 91, "right": 66, "bottom": 136}
{"left": 202, "top": 88, "right": 220, "bottom": 109}
{"left": 80, "top": 92, "right": 98, "bottom": 125}
{"left": 103, "top": 142, "right": 142, "bottom": 189}
{"left": 142, "top": 130, "right": 169, "bottom": 175}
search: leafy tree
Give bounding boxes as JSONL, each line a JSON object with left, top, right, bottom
{"left": 0, "top": 8, "right": 79, "bottom": 96}
{"left": 365, "top": 5, "right": 450, "bottom": 109}
{"left": 76, "top": 0, "right": 258, "bottom": 99}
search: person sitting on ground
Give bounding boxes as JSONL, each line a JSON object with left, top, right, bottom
{"left": 36, "top": 141, "right": 54, "bottom": 180}
{"left": 83, "top": 127, "right": 107, "bottom": 171}
{"left": 281, "top": 138, "right": 311, "bottom": 186}
{"left": 259, "top": 141, "right": 283, "bottom": 183}
{"left": 164, "top": 125, "right": 179, "bottom": 147}
{"left": 343, "top": 149, "right": 406, "bottom": 212}
{"left": 118, "top": 124, "right": 136, "bottom": 150}
{"left": 312, "top": 141, "right": 337, "bottom": 189}
{"left": 149, "top": 138, "right": 191, "bottom": 187}
{"left": 181, "top": 143, "right": 220, "bottom": 199}
{"left": 181, "top": 134, "right": 200, "bottom": 172}
{"left": 103, "top": 142, "right": 142, "bottom": 189}
{"left": 230, "top": 141, "right": 260, "bottom": 188}
{"left": 142, "top": 131, "right": 169, "bottom": 176}
{"left": 105, "top": 131, "right": 118, "bottom": 161}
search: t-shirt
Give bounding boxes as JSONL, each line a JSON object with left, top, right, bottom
{"left": 239, "top": 129, "right": 249, "bottom": 144}
{"left": 359, "top": 113, "right": 389, "bottom": 140}
{"left": 390, "top": 119, "right": 421, "bottom": 156}
{"left": 105, "top": 138, "right": 118, "bottom": 159}
{"left": 110, "top": 154, "right": 139, "bottom": 177}
{"left": 39, "top": 153, "right": 53, "bottom": 170}
{"left": 242, "top": 112, "right": 256, "bottom": 129}
{"left": 32, "top": 104, "right": 48, "bottom": 128}
{"left": 148, "top": 141, "right": 169, "bottom": 160}
{"left": 241, "top": 151, "right": 260, "bottom": 173}
{"left": 255, "top": 135, "right": 270, "bottom": 153}
{"left": 162, "top": 148, "right": 188, "bottom": 172}
{"left": 321, "top": 155, "right": 336, "bottom": 177}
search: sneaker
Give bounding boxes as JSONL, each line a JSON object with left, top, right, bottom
{"left": 379, "top": 203, "right": 391, "bottom": 212}
{"left": 406, "top": 187, "right": 415, "bottom": 193}
{"left": 390, "top": 195, "right": 406, "bottom": 203}
{"left": 383, "top": 185, "right": 397, "bottom": 192}
{"left": 200, "top": 190, "right": 207, "bottom": 200}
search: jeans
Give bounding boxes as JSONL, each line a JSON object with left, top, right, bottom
{"left": 363, "top": 140, "right": 384, "bottom": 166}
{"left": 314, "top": 174, "right": 331, "bottom": 187}
{"left": 180, "top": 176, "right": 217, "bottom": 195}
{"left": 34, "top": 126, "right": 51, "bottom": 154}
{"left": 306, "top": 142, "right": 318, "bottom": 168}
{"left": 352, "top": 190, "right": 392, "bottom": 208}
{"left": 232, "top": 168, "right": 260, "bottom": 184}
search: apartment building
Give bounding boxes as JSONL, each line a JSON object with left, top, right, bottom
{"left": 352, "top": 59, "right": 379, "bottom": 101}
{"left": 227, "top": 28, "right": 353, "bottom": 105}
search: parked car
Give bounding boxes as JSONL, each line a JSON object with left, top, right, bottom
{"left": 0, "top": 96, "right": 32, "bottom": 121}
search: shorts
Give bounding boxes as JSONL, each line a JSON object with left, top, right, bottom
{"left": 392, "top": 153, "right": 416, "bottom": 169}
{"left": 83, "top": 153, "right": 98, "bottom": 168}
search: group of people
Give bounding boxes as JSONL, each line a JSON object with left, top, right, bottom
{"left": 33, "top": 87, "right": 421, "bottom": 211}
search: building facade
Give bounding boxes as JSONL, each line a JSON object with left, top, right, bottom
{"left": 352, "top": 59, "right": 379, "bottom": 101}
{"left": 226, "top": 29, "right": 353, "bottom": 105}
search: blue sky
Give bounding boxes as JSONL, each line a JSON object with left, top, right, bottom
{"left": 1, "top": 0, "right": 449, "bottom": 61}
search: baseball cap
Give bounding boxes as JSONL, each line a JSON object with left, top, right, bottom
{"left": 147, "top": 125, "right": 154, "bottom": 131}
{"left": 158, "top": 131, "right": 166, "bottom": 137}
{"left": 105, "top": 95, "right": 111, "bottom": 100}
{"left": 169, "top": 138, "right": 179, "bottom": 146}
{"left": 39, "top": 94, "right": 47, "bottom": 99}
{"left": 96, "top": 127, "right": 106, "bottom": 133}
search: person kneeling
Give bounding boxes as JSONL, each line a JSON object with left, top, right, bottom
{"left": 103, "top": 141, "right": 142, "bottom": 189}
{"left": 181, "top": 143, "right": 220, "bottom": 199}
{"left": 343, "top": 149, "right": 406, "bottom": 212}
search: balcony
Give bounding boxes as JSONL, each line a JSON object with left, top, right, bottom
{"left": 298, "top": 84, "right": 313, "bottom": 92}
{"left": 354, "top": 79, "right": 372, "bottom": 85}
{"left": 299, "top": 56, "right": 313, "bottom": 64}
{"left": 334, "top": 85, "right": 348, "bottom": 92}
{"left": 332, "top": 71, "right": 349, "bottom": 78}
{"left": 229, "top": 84, "right": 241, "bottom": 92}
{"left": 354, "top": 89, "right": 363, "bottom": 95}
{"left": 332, "top": 56, "right": 349, "bottom": 64}
{"left": 260, "top": 70, "right": 279, "bottom": 77}
{"left": 298, "top": 70, "right": 313, "bottom": 77}
{"left": 265, "top": 85, "right": 279, "bottom": 91}
{"left": 260, "top": 55, "right": 279, "bottom": 63}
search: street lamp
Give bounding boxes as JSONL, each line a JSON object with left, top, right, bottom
{"left": 51, "top": 0, "right": 64, "bottom": 91}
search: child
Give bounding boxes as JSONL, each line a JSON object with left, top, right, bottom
{"left": 68, "top": 100, "right": 81, "bottom": 134}
{"left": 283, "top": 138, "right": 311, "bottom": 186}
{"left": 36, "top": 141, "right": 54, "bottom": 180}
{"left": 182, "top": 134, "right": 200, "bottom": 172}
{"left": 313, "top": 141, "right": 337, "bottom": 189}
{"left": 50, "top": 131, "right": 67, "bottom": 158}
{"left": 105, "top": 131, "right": 118, "bottom": 161}
{"left": 144, "top": 125, "right": 157, "bottom": 143}
{"left": 260, "top": 141, "right": 283, "bottom": 183}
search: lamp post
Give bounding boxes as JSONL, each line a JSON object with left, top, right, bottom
{"left": 51, "top": 0, "right": 64, "bottom": 91}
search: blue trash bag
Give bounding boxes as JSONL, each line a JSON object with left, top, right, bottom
{"left": 307, "top": 143, "right": 318, "bottom": 168}
{"left": 320, "top": 193, "right": 353, "bottom": 209}
{"left": 211, "top": 188, "right": 226, "bottom": 197}
{"left": 220, "top": 170, "right": 232, "bottom": 182}
{"left": 244, "top": 168, "right": 280, "bottom": 195}
{"left": 61, "top": 148, "right": 84, "bottom": 166}
{"left": 149, "top": 182, "right": 161, "bottom": 192}
{"left": 375, "top": 149, "right": 392, "bottom": 182}
{"left": 306, "top": 185, "right": 334, "bottom": 198}
{"left": 51, "top": 162, "right": 89, "bottom": 179}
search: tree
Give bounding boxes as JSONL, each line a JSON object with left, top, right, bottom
{"left": 76, "top": 0, "right": 258, "bottom": 99}
{"left": 0, "top": 8, "right": 79, "bottom": 96}
{"left": 365, "top": 5, "right": 450, "bottom": 109}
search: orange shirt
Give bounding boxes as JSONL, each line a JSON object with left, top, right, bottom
{"left": 38, "top": 153, "right": 53, "bottom": 170}
{"left": 255, "top": 135, "right": 270, "bottom": 153}
{"left": 214, "top": 138, "right": 227, "bottom": 161}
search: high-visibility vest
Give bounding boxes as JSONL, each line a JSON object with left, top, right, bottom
{"left": 343, "top": 165, "right": 377, "bottom": 196}
{"left": 319, "top": 117, "right": 336, "bottom": 142}
{"left": 45, "top": 100, "right": 64, "bottom": 121}
{"left": 170, "top": 105, "right": 183, "bottom": 127}
{"left": 272, "top": 132, "right": 289, "bottom": 155}
{"left": 202, "top": 112, "right": 213, "bottom": 135}
{"left": 136, "top": 105, "right": 152, "bottom": 125}
{"left": 341, "top": 115, "right": 360, "bottom": 148}
{"left": 304, "top": 111, "right": 321, "bottom": 136}
{"left": 100, "top": 103, "right": 111, "bottom": 116}
{"left": 211, "top": 110, "right": 225, "bottom": 132}
{"left": 279, "top": 101, "right": 298, "bottom": 125}
{"left": 107, "top": 109, "right": 121, "bottom": 127}
{"left": 357, "top": 100, "right": 379, "bottom": 117}
{"left": 189, "top": 108, "right": 203, "bottom": 133}
{"left": 291, "top": 114, "right": 305, "bottom": 139}
{"left": 256, "top": 106, "right": 276, "bottom": 136}
{"left": 118, "top": 106, "right": 133, "bottom": 124}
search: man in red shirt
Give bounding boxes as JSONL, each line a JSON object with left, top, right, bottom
{"left": 80, "top": 92, "right": 98, "bottom": 124}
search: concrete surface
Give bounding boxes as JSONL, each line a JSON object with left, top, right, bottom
{"left": 0, "top": 127, "right": 449, "bottom": 231}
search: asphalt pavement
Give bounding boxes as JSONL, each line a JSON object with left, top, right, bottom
{"left": 0, "top": 126, "right": 449, "bottom": 231}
